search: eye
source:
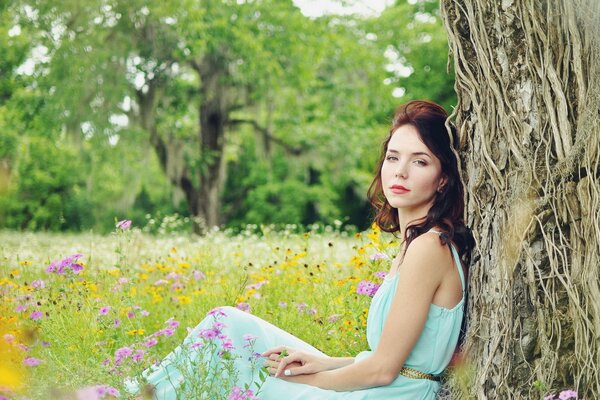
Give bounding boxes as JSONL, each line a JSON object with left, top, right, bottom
{"left": 413, "top": 159, "right": 427, "bottom": 166}
{"left": 385, "top": 155, "right": 398, "bottom": 161}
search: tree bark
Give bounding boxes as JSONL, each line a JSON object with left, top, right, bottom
{"left": 440, "top": 0, "right": 600, "bottom": 398}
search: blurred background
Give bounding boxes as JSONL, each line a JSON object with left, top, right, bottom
{"left": 0, "top": 0, "right": 455, "bottom": 234}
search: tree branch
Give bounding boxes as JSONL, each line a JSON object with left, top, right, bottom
{"left": 228, "top": 118, "right": 304, "bottom": 155}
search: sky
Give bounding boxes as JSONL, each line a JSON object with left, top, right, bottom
{"left": 292, "top": 0, "right": 396, "bottom": 18}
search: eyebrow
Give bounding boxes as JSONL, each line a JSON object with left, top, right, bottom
{"left": 386, "top": 149, "right": 432, "bottom": 158}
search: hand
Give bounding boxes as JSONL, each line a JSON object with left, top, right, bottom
{"left": 262, "top": 346, "right": 328, "bottom": 378}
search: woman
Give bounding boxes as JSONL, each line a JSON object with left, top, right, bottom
{"left": 126, "top": 100, "right": 475, "bottom": 399}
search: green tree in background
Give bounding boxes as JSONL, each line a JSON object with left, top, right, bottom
{"left": 0, "top": 0, "right": 455, "bottom": 233}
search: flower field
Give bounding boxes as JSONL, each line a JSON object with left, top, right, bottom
{"left": 0, "top": 223, "right": 396, "bottom": 399}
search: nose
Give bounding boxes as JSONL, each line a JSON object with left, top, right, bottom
{"left": 394, "top": 160, "right": 409, "bottom": 179}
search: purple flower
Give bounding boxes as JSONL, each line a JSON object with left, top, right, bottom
{"left": 199, "top": 329, "right": 218, "bottom": 339}
{"left": 127, "top": 311, "right": 135, "bottom": 319}
{"left": 221, "top": 337, "right": 235, "bottom": 351}
{"left": 118, "top": 277, "right": 129, "bottom": 284}
{"left": 98, "top": 306, "right": 111, "bottom": 316}
{"left": 369, "top": 252, "right": 386, "bottom": 261}
{"left": 296, "top": 303, "right": 307, "bottom": 313}
{"left": 144, "top": 338, "right": 158, "bottom": 348}
{"left": 114, "top": 346, "right": 133, "bottom": 366}
{"left": 29, "top": 310, "right": 45, "bottom": 320}
{"left": 328, "top": 314, "right": 341, "bottom": 323}
{"left": 15, "top": 304, "right": 27, "bottom": 312}
{"left": 159, "top": 328, "right": 175, "bottom": 337}
{"left": 31, "top": 280, "right": 45, "bottom": 289}
{"left": 207, "top": 307, "right": 227, "bottom": 317}
{"left": 192, "top": 270, "right": 206, "bottom": 281}
{"left": 46, "top": 254, "right": 84, "bottom": 275}
{"left": 559, "top": 390, "right": 578, "bottom": 400}
{"left": 140, "top": 310, "right": 150, "bottom": 317}
{"left": 228, "top": 386, "right": 257, "bottom": 400}
{"left": 278, "top": 302, "right": 287, "bottom": 308}
{"left": 190, "top": 341, "right": 204, "bottom": 349}
{"left": 356, "top": 280, "right": 380, "bottom": 297}
{"left": 24, "top": 356, "right": 43, "bottom": 366}
{"left": 374, "top": 271, "right": 387, "bottom": 279}
{"left": 243, "top": 334, "right": 257, "bottom": 342}
{"left": 166, "top": 318, "right": 180, "bottom": 329}
{"left": 75, "top": 385, "right": 120, "bottom": 399}
{"left": 212, "top": 321, "right": 226, "bottom": 333}
{"left": 116, "top": 219, "right": 132, "bottom": 230}
{"left": 236, "top": 302, "right": 251, "bottom": 312}
{"left": 132, "top": 349, "right": 145, "bottom": 363}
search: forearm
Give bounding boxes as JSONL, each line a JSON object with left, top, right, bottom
{"left": 322, "top": 356, "right": 354, "bottom": 371}
{"left": 283, "top": 355, "right": 389, "bottom": 391}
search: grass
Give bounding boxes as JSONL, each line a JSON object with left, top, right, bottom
{"left": 0, "top": 224, "right": 396, "bottom": 399}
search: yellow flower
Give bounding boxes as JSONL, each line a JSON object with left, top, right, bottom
{"left": 10, "top": 269, "right": 20, "bottom": 277}
{"left": 176, "top": 296, "right": 192, "bottom": 305}
{"left": 127, "top": 329, "right": 145, "bottom": 336}
{"left": 107, "top": 268, "right": 121, "bottom": 277}
{"left": 17, "top": 261, "right": 32, "bottom": 265}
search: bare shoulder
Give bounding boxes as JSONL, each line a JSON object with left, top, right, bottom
{"left": 401, "top": 232, "right": 451, "bottom": 277}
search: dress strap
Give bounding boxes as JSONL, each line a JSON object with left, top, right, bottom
{"left": 428, "top": 230, "right": 466, "bottom": 293}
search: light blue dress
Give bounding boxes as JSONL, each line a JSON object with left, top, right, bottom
{"left": 126, "top": 232, "right": 465, "bottom": 399}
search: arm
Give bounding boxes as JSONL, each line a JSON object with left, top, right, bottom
{"left": 277, "top": 234, "right": 448, "bottom": 391}
{"left": 262, "top": 347, "right": 354, "bottom": 375}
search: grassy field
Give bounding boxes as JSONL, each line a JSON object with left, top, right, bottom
{"left": 0, "top": 224, "right": 397, "bottom": 399}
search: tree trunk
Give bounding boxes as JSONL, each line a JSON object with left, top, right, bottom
{"left": 197, "top": 57, "right": 229, "bottom": 232}
{"left": 440, "top": 0, "right": 600, "bottom": 398}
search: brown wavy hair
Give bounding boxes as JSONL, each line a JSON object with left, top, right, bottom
{"left": 367, "top": 100, "right": 474, "bottom": 265}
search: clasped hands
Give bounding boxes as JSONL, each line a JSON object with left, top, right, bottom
{"left": 262, "top": 346, "right": 326, "bottom": 379}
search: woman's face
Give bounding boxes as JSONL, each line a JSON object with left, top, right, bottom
{"left": 381, "top": 124, "right": 446, "bottom": 215}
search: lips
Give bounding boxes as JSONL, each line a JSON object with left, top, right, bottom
{"left": 390, "top": 185, "right": 410, "bottom": 194}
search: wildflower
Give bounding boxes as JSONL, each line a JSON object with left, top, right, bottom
{"left": 154, "top": 279, "right": 168, "bottom": 286}
{"left": 278, "top": 302, "right": 287, "bottom": 308}
{"left": 207, "top": 307, "right": 227, "bottom": 317}
{"left": 159, "top": 328, "right": 175, "bottom": 337}
{"left": 31, "top": 280, "right": 45, "bottom": 289}
{"left": 199, "top": 329, "right": 218, "bottom": 339}
{"left": 192, "top": 270, "right": 206, "bottom": 281}
{"left": 374, "top": 271, "right": 387, "bottom": 279}
{"left": 113, "top": 319, "right": 121, "bottom": 328}
{"left": 356, "top": 280, "right": 380, "bottom": 297}
{"left": 15, "top": 304, "right": 27, "bottom": 312}
{"left": 167, "top": 319, "right": 180, "bottom": 329}
{"left": 369, "top": 252, "right": 386, "bottom": 261}
{"left": 140, "top": 310, "right": 150, "bottom": 317}
{"left": 228, "top": 386, "right": 257, "bottom": 400}
{"left": 328, "top": 314, "right": 341, "bottom": 323}
{"left": 144, "top": 338, "right": 158, "bottom": 348}
{"left": 23, "top": 357, "right": 43, "bottom": 367}
{"left": 75, "top": 385, "right": 120, "bottom": 399}
{"left": 221, "top": 338, "right": 235, "bottom": 351}
{"left": 296, "top": 303, "right": 307, "bottom": 313}
{"left": 114, "top": 346, "right": 133, "bottom": 366}
{"left": 559, "top": 390, "right": 578, "bottom": 400}
{"left": 116, "top": 219, "right": 132, "bottom": 230}
{"left": 190, "top": 342, "right": 204, "bottom": 349}
{"left": 29, "top": 310, "right": 44, "bottom": 320}
{"left": 243, "top": 334, "right": 257, "bottom": 342}
{"left": 98, "top": 306, "right": 111, "bottom": 316}
{"left": 236, "top": 302, "right": 250, "bottom": 312}
{"left": 46, "top": 254, "right": 84, "bottom": 275}
{"left": 127, "top": 311, "right": 135, "bottom": 319}
{"left": 132, "top": 349, "right": 145, "bottom": 363}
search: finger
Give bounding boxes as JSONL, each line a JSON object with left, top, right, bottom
{"left": 269, "top": 353, "right": 280, "bottom": 361}
{"left": 275, "top": 354, "right": 301, "bottom": 378}
{"left": 262, "top": 346, "right": 286, "bottom": 357}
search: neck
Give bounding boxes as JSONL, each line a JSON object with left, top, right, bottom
{"left": 397, "top": 207, "right": 430, "bottom": 239}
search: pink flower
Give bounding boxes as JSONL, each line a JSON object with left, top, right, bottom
{"left": 559, "top": 390, "right": 578, "bottom": 400}
{"left": 114, "top": 346, "right": 133, "bottom": 366}
{"left": 140, "top": 310, "right": 150, "bottom": 317}
{"left": 166, "top": 318, "right": 180, "bottom": 329}
{"left": 221, "top": 338, "right": 235, "bottom": 351}
{"left": 132, "top": 349, "right": 145, "bottom": 363}
{"left": 236, "top": 302, "right": 251, "bottom": 312}
{"left": 192, "top": 270, "right": 206, "bottom": 281}
{"left": 144, "top": 338, "right": 158, "bottom": 348}
{"left": 98, "top": 306, "right": 111, "bottom": 316}
{"left": 30, "top": 310, "right": 45, "bottom": 320}
{"left": 328, "top": 314, "right": 341, "bottom": 323}
{"left": 3, "top": 334, "right": 15, "bottom": 343}
{"left": 46, "top": 253, "right": 84, "bottom": 274}
{"left": 15, "top": 304, "right": 27, "bottom": 312}
{"left": 369, "top": 252, "right": 386, "bottom": 261}
{"left": 374, "top": 271, "right": 387, "bottom": 279}
{"left": 75, "top": 384, "right": 120, "bottom": 399}
{"left": 199, "top": 329, "right": 218, "bottom": 339}
{"left": 356, "top": 280, "right": 380, "bottom": 297}
{"left": 31, "top": 280, "right": 45, "bottom": 289}
{"left": 24, "top": 356, "right": 43, "bottom": 366}
{"left": 228, "top": 386, "right": 257, "bottom": 400}
{"left": 116, "top": 220, "right": 132, "bottom": 230}
{"left": 243, "top": 334, "right": 257, "bottom": 342}
{"left": 190, "top": 342, "right": 204, "bottom": 349}
{"left": 207, "top": 307, "right": 227, "bottom": 317}
{"left": 112, "top": 319, "right": 121, "bottom": 328}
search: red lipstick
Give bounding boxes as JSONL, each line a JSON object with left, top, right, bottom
{"left": 390, "top": 185, "right": 410, "bottom": 194}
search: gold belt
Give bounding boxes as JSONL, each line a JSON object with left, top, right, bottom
{"left": 398, "top": 366, "right": 441, "bottom": 382}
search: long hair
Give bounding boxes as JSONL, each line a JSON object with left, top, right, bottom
{"left": 367, "top": 100, "right": 475, "bottom": 266}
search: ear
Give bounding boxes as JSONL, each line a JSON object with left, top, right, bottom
{"left": 437, "top": 175, "right": 448, "bottom": 192}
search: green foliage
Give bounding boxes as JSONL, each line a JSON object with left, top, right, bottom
{"left": 0, "top": 0, "right": 456, "bottom": 233}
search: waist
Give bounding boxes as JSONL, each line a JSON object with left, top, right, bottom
{"left": 398, "top": 366, "right": 442, "bottom": 382}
